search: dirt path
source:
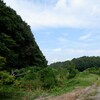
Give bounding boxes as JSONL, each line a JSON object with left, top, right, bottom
{"left": 36, "top": 87, "right": 100, "bottom": 100}
{"left": 35, "top": 79, "right": 100, "bottom": 100}
{"left": 77, "top": 84, "right": 97, "bottom": 100}
{"left": 47, "top": 88, "right": 84, "bottom": 100}
{"left": 77, "top": 78, "right": 100, "bottom": 100}
{"left": 35, "top": 88, "right": 85, "bottom": 100}
{"left": 94, "top": 87, "right": 100, "bottom": 100}
{"left": 48, "top": 86, "right": 100, "bottom": 100}
{"left": 86, "top": 87, "right": 100, "bottom": 100}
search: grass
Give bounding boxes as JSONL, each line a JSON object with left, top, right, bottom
{"left": 46, "top": 71, "right": 99, "bottom": 96}
{"left": 0, "top": 71, "right": 99, "bottom": 100}
{"left": 27, "top": 71, "right": 99, "bottom": 99}
{"left": 73, "top": 71, "right": 99, "bottom": 86}
{"left": 97, "top": 78, "right": 100, "bottom": 86}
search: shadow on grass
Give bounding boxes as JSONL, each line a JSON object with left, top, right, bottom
{"left": 0, "top": 92, "right": 23, "bottom": 100}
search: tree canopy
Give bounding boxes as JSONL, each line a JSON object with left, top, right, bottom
{"left": 0, "top": 0, "right": 47, "bottom": 70}
{"left": 49, "top": 56, "right": 100, "bottom": 71}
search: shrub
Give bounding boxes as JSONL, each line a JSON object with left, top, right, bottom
{"left": 68, "top": 68, "right": 78, "bottom": 79}
{"left": 55, "top": 67, "right": 69, "bottom": 86}
{"left": 65, "top": 62, "right": 78, "bottom": 79}
{"left": 0, "top": 56, "right": 6, "bottom": 70}
{"left": 39, "top": 67, "right": 58, "bottom": 89}
{"left": 0, "top": 71, "right": 15, "bottom": 85}
{"left": 85, "top": 67, "right": 100, "bottom": 75}
{"left": 23, "top": 72, "right": 37, "bottom": 80}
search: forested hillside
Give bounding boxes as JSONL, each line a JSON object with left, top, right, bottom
{"left": 0, "top": 0, "right": 47, "bottom": 70}
{"left": 49, "top": 56, "right": 100, "bottom": 71}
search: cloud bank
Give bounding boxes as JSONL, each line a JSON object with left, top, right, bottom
{"left": 4, "top": 0, "right": 100, "bottom": 29}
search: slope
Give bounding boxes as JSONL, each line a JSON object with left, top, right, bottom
{"left": 0, "top": 0, "right": 47, "bottom": 70}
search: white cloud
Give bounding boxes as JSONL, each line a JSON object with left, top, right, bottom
{"left": 88, "top": 50, "right": 100, "bottom": 55}
{"left": 4, "top": 0, "right": 100, "bottom": 29}
{"left": 79, "top": 33, "right": 93, "bottom": 41}
{"left": 58, "top": 37, "right": 68, "bottom": 42}
{"left": 65, "top": 49, "right": 84, "bottom": 54}
{"left": 54, "top": 0, "right": 67, "bottom": 11}
{"left": 52, "top": 48, "right": 62, "bottom": 52}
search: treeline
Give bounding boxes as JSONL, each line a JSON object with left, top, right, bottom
{"left": 49, "top": 56, "right": 100, "bottom": 71}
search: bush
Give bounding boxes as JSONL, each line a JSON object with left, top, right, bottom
{"left": 23, "top": 72, "right": 37, "bottom": 80}
{"left": 0, "top": 56, "right": 6, "bottom": 70}
{"left": 39, "top": 67, "right": 58, "bottom": 89}
{"left": 0, "top": 71, "right": 15, "bottom": 85}
{"left": 85, "top": 67, "right": 100, "bottom": 75}
{"left": 14, "top": 68, "right": 42, "bottom": 91}
{"left": 68, "top": 68, "right": 78, "bottom": 79}
{"left": 55, "top": 67, "right": 69, "bottom": 86}
{"left": 65, "top": 62, "right": 78, "bottom": 79}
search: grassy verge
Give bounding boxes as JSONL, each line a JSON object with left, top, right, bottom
{"left": 49, "top": 72, "right": 99, "bottom": 96}
{"left": 0, "top": 72, "right": 99, "bottom": 100}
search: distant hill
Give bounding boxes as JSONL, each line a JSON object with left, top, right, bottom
{"left": 0, "top": 0, "right": 47, "bottom": 70}
{"left": 49, "top": 56, "right": 100, "bottom": 71}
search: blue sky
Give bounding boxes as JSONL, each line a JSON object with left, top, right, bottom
{"left": 4, "top": 0, "right": 100, "bottom": 64}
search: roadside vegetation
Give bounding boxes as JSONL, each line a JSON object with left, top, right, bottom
{"left": 0, "top": 63, "right": 100, "bottom": 99}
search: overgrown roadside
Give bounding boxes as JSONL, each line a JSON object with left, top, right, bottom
{"left": 35, "top": 78, "right": 100, "bottom": 100}
{"left": 77, "top": 78, "right": 100, "bottom": 100}
{"left": 35, "top": 88, "right": 84, "bottom": 100}
{"left": 77, "top": 79, "right": 100, "bottom": 100}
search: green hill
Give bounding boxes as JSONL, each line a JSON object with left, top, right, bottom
{"left": 49, "top": 56, "right": 100, "bottom": 71}
{"left": 0, "top": 0, "right": 47, "bottom": 70}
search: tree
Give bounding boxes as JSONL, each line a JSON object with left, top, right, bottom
{"left": 0, "top": 56, "right": 6, "bottom": 70}
{"left": 0, "top": 1, "right": 47, "bottom": 70}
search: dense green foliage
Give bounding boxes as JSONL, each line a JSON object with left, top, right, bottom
{"left": 39, "top": 67, "right": 58, "bottom": 89}
{"left": 0, "top": 67, "right": 99, "bottom": 99}
{"left": 72, "top": 56, "right": 100, "bottom": 71}
{"left": 85, "top": 67, "right": 100, "bottom": 75}
{"left": 0, "top": 56, "right": 6, "bottom": 70}
{"left": 50, "top": 56, "right": 100, "bottom": 71}
{"left": 0, "top": 71, "right": 14, "bottom": 85}
{"left": 0, "top": 0, "right": 47, "bottom": 69}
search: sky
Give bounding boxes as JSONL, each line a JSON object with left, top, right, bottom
{"left": 4, "top": 0, "right": 100, "bottom": 64}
